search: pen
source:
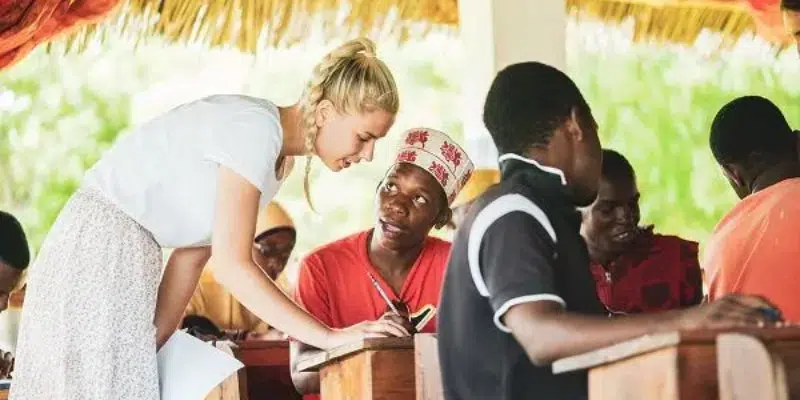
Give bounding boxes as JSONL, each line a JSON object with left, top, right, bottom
{"left": 367, "top": 272, "right": 402, "bottom": 316}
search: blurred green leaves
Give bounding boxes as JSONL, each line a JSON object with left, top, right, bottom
{"left": 0, "top": 31, "right": 798, "bottom": 271}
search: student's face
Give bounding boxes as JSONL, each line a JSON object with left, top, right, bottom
{"left": 568, "top": 109, "right": 603, "bottom": 207}
{"left": 582, "top": 176, "right": 641, "bottom": 255}
{"left": 783, "top": 9, "right": 800, "bottom": 56}
{"left": 252, "top": 230, "right": 295, "bottom": 280}
{"left": 314, "top": 101, "right": 395, "bottom": 172}
{"left": 0, "top": 263, "right": 22, "bottom": 312}
{"left": 374, "top": 163, "right": 450, "bottom": 251}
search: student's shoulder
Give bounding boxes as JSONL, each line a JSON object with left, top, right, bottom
{"left": 650, "top": 233, "right": 699, "bottom": 260}
{"left": 301, "top": 230, "right": 367, "bottom": 266}
{"left": 425, "top": 236, "right": 452, "bottom": 255}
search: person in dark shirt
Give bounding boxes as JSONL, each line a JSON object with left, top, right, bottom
{"left": 582, "top": 149, "right": 703, "bottom": 314}
{"left": 437, "top": 62, "right": 781, "bottom": 400}
{"left": 0, "top": 211, "right": 29, "bottom": 313}
{"left": 0, "top": 210, "right": 30, "bottom": 379}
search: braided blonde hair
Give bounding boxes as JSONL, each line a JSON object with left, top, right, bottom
{"left": 300, "top": 38, "right": 400, "bottom": 210}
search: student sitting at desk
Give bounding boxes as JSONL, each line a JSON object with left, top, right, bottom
{"left": 581, "top": 149, "right": 703, "bottom": 314}
{"left": 437, "top": 62, "right": 781, "bottom": 400}
{"left": 704, "top": 96, "right": 800, "bottom": 322}
{"left": 290, "top": 127, "right": 474, "bottom": 399}
{"left": 184, "top": 201, "right": 296, "bottom": 341}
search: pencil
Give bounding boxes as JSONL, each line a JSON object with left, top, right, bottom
{"left": 367, "top": 272, "right": 402, "bottom": 316}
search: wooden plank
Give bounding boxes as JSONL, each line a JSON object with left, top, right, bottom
{"left": 370, "top": 349, "right": 415, "bottom": 400}
{"left": 415, "top": 334, "right": 444, "bottom": 400}
{"left": 554, "top": 332, "right": 683, "bottom": 374}
{"left": 297, "top": 337, "right": 415, "bottom": 372}
{"left": 232, "top": 340, "right": 291, "bottom": 367}
{"left": 676, "top": 345, "right": 719, "bottom": 400}
{"left": 588, "top": 346, "right": 680, "bottom": 400}
{"left": 320, "top": 351, "right": 373, "bottom": 400}
{"left": 229, "top": 340, "right": 300, "bottom": 400}
{"left": 717, "top": 333, "right": 785, "bottom": 400}
{"left": 554, "top": 327, "right": 800, "bottom": 374}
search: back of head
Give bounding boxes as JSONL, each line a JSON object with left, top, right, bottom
{"left": 301, "top": 38, "right": 400, "bottom": 208}
{"left": 601, "top": 149, "right": 635, "bottom": 183}
{"left": 783, "top": 0, "right": 800, "bottom": 11}
{"left": 710, "top": 96, "right": 795, "bottom": 167}
{"left": 0, "top": 211, "right": 30, "bottom": 270}
{"left": 483, "top": 62, "right": 591, "bottom": 154}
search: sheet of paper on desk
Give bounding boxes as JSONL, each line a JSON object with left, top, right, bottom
{"left": 157, "top": 330, "right": 244, "bottom": 400}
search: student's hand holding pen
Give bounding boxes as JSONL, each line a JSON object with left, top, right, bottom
{"left": 379, "top": 310, "right": 415, "bottom": 336}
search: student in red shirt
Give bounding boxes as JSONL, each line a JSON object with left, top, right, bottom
{"left": 581, "top": 149, "right": 703, "bottom": 315}
{"left": 290, "top": 127, "right": 474, "bottom": 399}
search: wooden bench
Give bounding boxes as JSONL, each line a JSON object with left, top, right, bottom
{"left": 297, "top": 334, "right": 444, "bottom": 400}
{"left": 207, "top": 340, "right": 300, "bottom": 400}
{"left": 552, "top": 327, "right": 800, "bottom": 400}
{"left": 717, "top": 332, "right": 800, "bottom": 400}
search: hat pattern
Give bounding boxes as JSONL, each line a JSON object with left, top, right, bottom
{"left": 394, "top": 128, "right": 475, "bottom": 204}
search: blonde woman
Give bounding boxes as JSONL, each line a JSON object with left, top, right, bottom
{"left": 11, "top": 38, "right": 407, "bottom": 400}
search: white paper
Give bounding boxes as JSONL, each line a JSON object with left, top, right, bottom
{"left": 157, "top": 330, "right": 244, "bottom": 400}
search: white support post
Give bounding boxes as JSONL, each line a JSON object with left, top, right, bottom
{"left": 458, "top": 0, "right": 567, "bottom": 167}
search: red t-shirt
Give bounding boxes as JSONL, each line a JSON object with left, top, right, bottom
{"left": 589, "top": 233, "right": 703, "bottom": 314}
{"left": 295, "top": 230, "right": 451, "bottom": 400}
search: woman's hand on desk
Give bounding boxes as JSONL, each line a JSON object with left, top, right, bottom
{"left": 676, "top": 294, "right": 782, "bottom": 330}
{"left": 324, "top": 319, "right": 411, "bottom": 349}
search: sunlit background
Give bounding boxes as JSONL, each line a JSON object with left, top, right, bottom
{"left": 1, "top": 17, "right": 799, "bottom": 295}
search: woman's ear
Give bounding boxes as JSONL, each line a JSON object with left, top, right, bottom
{"left": 315, "top": 99, "right": 335, "bottom": 127}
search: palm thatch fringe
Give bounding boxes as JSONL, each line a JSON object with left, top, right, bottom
{"left": 56, "top": 0, "right": 775, "bottom": 52}
{"left": 568, "top": 0, "right": 764, "bottom": 46}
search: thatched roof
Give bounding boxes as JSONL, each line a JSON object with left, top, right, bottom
{"left": 55, "top": 0, "right": 795, "bottom": 52}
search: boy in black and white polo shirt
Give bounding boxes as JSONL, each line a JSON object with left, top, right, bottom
{"left": 437, "top": 62, "right": 781, "bottom": 400}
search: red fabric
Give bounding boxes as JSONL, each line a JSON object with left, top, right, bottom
{"left": 589, "top": 234, "right": 703, "bottom": 314}
{"left": 295, "top": 230, "right": 451, "bottom": 400}
{"left": 0, "top": 0, "right": 121, "bottom": 70}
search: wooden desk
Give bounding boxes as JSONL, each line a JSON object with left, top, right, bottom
{"left": 297, "top": 334, "right": 443, "bottom": 400}
{"left": 231, "top": 340, "right": 300, "bottom": 400}
{"left": 552, "top": 327, "right": 800, "bottom": 400}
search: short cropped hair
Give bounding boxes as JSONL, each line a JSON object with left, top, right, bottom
{"left": 782, "top": 0, "right": 800, "bottom": 11}
{"left": 483, "top": 62, "right": 591, "bottom": 154}
{"left": 709, "top": 96, "right": 795, "bottom": 165}
{"left": 601, "top": 149, "right": 635, "bottom": 183}
{"left": 0, "top": 211, "right": 30, "bottom": 270}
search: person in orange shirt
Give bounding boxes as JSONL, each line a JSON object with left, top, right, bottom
{"left": 183, "top": 201, "right": 297, "bottom": 340}
{"left": 290, "top": 127, "right": 474, "bottom": 399}
{"left": 704, "top": 95, "right": 800, "bottom": 321}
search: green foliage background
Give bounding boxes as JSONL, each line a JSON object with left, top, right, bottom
{"left": 1, "top": 29, "right": 798, "bottom": 277}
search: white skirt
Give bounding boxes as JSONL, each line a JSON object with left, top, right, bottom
{"left": 11, "top": 186, "right": 162, "bottom": 399}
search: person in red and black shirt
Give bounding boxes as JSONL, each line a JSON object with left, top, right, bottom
{"left": 581, "top": 149, "right": 703, "bottom": 315}
{"left": 290, "top": 127, "right": 474, "bottom": 399}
